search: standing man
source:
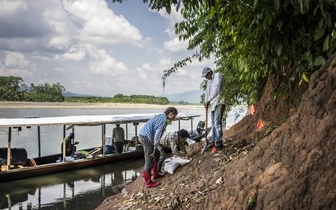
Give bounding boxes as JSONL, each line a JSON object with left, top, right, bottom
{"left": 202, "top": 67, "right": 225, "bottom": 152}
{"left": 112, "top": 124, "right": 125, "bottom": 154}
{"left": 139, "top": 107, "right": 178, "bottom": 188}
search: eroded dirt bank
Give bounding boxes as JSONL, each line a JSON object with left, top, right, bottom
{"left": 96, "top": 53, "right": 336, "bottom": 210}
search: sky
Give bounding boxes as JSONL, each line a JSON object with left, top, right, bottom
{"left": 0, "top": 0, "right": 215, "bottom": 98}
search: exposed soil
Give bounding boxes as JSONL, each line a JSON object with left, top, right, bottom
{"left": 95, "top": 53, "right": 336, "bottom": 210}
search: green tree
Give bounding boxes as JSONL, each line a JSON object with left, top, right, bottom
{"left": 113, "top": 0, "right": 336, "bottom": 113}
{"left": 0, "top": 76, "right": 25, "bottom": 101}
{"left": 29, "top": 82, "right": 65, "bottom": 102}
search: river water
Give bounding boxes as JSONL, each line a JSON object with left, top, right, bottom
{"left": 0, "top": 107, "right": 246, "bottom": 210}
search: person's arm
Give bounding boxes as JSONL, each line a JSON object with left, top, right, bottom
{"left": 178, "top": 141, "right": 187, "bottom": 155}
{"left": 153, "top": 120, "right": 166, "bottom": 149}
{"left": 66, "top": 137, "right": 70, "bottom": 148}
{"left": 208, "top": 73, "right": 223, "bottom": 102}
{"left": 169, "top": 133, "right": 180, "bottom": 156}
{"left": 121, "top": 128, "right": 125, "bottom": 141}
{"left": 205, "top": 81, "right": 210, "bottom": 101}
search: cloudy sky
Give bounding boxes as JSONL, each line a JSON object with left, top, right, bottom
{"left": 0, "top": 0, "right": 215, "bottom": 98}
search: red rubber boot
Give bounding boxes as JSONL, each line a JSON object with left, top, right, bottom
{"left": 152, "top": 161, "right": 165, "bottom": 179}
{"left": 143, "top": 170, "right": 160, "bottom": 188}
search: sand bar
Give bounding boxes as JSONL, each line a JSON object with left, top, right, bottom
{"left": 0, "top": 101, "right": 203, "bottom": 110}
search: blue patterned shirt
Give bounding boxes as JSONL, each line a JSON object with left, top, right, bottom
{"left": 139, "top": 113, "right": 167, "bottom": 148}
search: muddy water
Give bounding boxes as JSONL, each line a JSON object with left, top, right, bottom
{"left": 0, "top": 158, "right": 144, "bottom": 210}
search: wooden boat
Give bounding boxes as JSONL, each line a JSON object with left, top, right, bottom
{"left": 0, "top": 159, "right": 143, "bottom": 209}
{"left": 0, "top": 113, "right": 200, "bottom": 182}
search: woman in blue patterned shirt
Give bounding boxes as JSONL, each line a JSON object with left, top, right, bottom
{"left": 139, "top": 107, "right": 178, "bottom": 188}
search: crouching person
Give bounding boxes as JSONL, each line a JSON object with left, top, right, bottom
{"left": 61, "top": 132, "right": 79, "bottom": 156}
{"left": 155, "top": 129, "right": 190, "bottom": 176}
{"left": 139, "top": 107, "right": 178, "bottom": 188}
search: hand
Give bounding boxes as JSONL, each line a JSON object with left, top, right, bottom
{"left": 204, "top": 101, "right": 210, "bottom": 109}
{"left": 74, "top": 141, "right": 79, "bottom": 145}
{"left": 150, "top": 150, "right": 156, "bottom": 158}
{"left": 157, "top": 145, "right": 164, "bottom": 152}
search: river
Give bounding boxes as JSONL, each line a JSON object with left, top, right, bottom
{"left": 0, "top": 107, "right": 246, "bottom": 210}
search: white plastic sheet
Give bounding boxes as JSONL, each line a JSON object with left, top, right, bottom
{"left": 164, "top": 157, "right": 191, "bottom": 174}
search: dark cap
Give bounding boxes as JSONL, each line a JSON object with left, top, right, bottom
{"left": 68, "top": 132, "right": 74, "bottom": 138}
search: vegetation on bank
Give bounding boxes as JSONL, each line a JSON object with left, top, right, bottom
{"left": 116, "top": 0, "right": 336, "bottom": 113}
{"left": 0, "top": 76, "right": 186, "bottom": 105}
{"left": 64, "top": 94, "right": 170, "bottom": 105}
{"left": 0, "top": 76, "right": 65, "bottom": 102}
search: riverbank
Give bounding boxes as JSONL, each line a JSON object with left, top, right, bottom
{"left": 0, "top": 101, "right": 203, "bottom": 109}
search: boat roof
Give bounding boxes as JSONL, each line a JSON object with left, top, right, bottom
{"left": 0, "top": 113, "right": 200, "bottom": 128}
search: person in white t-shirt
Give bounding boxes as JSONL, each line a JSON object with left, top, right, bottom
{"left": 201, "top": 67, "right": 225, "bottom": 152}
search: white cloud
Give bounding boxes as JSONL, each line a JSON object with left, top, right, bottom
{"left": 54, "top": 45, "right": 86, "bottom": 61}
{"left": 159, "top": 58, "right": 172, "bottom": 66}
{"left": 0, "top": 0, "right": 77, "bottom": 53}
{"left": 0, "top": 0, "right": 214, "bottom": 99}
{"left": 47, "top": 36, "right": 72, "bottom": 51}
{"left": 164, "top": 37, "right": 189, "bottom": 53}
{"left": 80, "top": 15, "right": 144, "bottom": 46}
{"left": 88, "top": 50, "right": 128, "bottom": 76}
{"left": 5, "top": 52, "right": 31, "bottom": 68}
{"left": 155, "top": 6, "right": 184, "bottom": 30}
{"left": 63, "top": 0, "right": 146, "bottom": 47}
{"left": 150, "top": 6, "right": 189, "bottom": 53}
{"left": 62, "top": 0, "right": 107, "bottom": 24}
{"left": 0, "top": 51, "right": 36, "bottom": 78}
{"left": 0, "top": 0, "right": 28, "bottom": 15}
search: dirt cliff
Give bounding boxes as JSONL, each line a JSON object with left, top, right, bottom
{"left": 95, "top": 53, "right": 336, "bottom": 210}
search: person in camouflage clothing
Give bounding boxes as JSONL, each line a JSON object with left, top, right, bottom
{"left": 155, "top": 129, "right": 190, "bottom": 176}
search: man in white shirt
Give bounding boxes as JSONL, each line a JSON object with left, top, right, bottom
{"left": 202, "top": 67, "right": 225, "bottom": 151}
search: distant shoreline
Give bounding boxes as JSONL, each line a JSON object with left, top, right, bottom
{"left": 0, "top": 101, "right": 203, "bottom": 110}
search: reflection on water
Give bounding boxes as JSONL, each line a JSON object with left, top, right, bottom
{"left": 0, "top": 107, "right": 246, "bottom": 210}
{"left": 0, "top": 158, "right": 144, "bottom": 210}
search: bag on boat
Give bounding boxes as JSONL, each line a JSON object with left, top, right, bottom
{"left": 164, "top": 157, "right": 191, "bottom": 175}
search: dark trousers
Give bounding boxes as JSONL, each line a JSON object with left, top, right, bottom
{"left": 115, "top": 141, "right": 123, "bottom": 154}
{"left": 139, "top": 135, "right": 154, "bottom": 172}
{"left": 154, "top": 145, "right": 166, "bottom": 163}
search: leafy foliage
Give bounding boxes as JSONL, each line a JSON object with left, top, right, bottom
{"left": 174, "top": 0, "right": 336, "bottom": 109}
{"left": 65, "top": 94, "right": 170, "bottom": 105}
{"left": 26, "top": 82, "right": 65, "bottom": 102}
{"left": 113, "top": 0, "right": 336, "bottom": 112}
{"left": 0, "top": 76, "right": 66, "bottom": 102}
{"left": 0, "top": 76, "right": 169, "bottom": 104}
{"left": 0, "top": 76, "right": 25, "bottom": 101}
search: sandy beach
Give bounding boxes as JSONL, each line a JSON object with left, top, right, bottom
{"left": 0, "top": 101, "right": 203, "bottom": 110}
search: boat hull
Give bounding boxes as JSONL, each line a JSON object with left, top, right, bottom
{"left": 0, "top": 150, "right": 144, "bottom": 183}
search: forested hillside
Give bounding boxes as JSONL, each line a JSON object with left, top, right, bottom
{"left": 0, "top": 76, "right": 170, "bottom": 105}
